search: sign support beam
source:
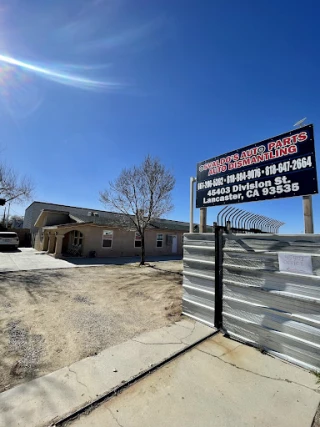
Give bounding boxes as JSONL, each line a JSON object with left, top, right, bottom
{"left": 303, "top": 195, "right": 314, "bottom": 233}
{"left": 199, "top": 207, "right": 207, "bottom": 233}
{"left": 189, "top": 177, "right": 196, "bottom": 233}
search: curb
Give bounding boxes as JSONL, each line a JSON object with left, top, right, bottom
{"left": 54, "top": 330, "right": 218, "bottom": 426}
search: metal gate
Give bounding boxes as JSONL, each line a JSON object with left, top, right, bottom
{"left": 182, "top": 230, "right": 320, "bottom": 371}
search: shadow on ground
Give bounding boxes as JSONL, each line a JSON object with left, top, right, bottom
{"left": 64, "top": 255, "right": 182, "bottom": 266}
{"left": 0, "top": 270, "right": 67, "bottom": 302}
{"left": 0, "top": 248, "right": 21, "bottom": 253}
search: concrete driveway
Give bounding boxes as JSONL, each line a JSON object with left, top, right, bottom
{"left": 71, "top": 334, "right": 320, "bottom": 427}
{"left": 0, "top": 324, "right": 319, "bottom": 427}
{"left": 0, "top": 248, "right": 182, "bottom": 273}
{"left": 0, "top": 248, "right": 74, "bottom": 272}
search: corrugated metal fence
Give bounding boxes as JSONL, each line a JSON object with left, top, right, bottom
{"left": 182, "top": 234, "right": 216, "bottom": 327}
{"left": 182, "top": 232, "right": 320, "bottom": 371}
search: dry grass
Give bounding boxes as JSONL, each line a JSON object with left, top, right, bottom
{"left": 0, "top": 261, "right": 182, "bottom": 392}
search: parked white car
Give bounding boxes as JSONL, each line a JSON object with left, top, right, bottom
{"left": 0, "top": 232, "right": 19, "bottom": 250}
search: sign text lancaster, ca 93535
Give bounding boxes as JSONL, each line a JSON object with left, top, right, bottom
{"left": 196, "top": 124, "right": 318, "bottom": 208}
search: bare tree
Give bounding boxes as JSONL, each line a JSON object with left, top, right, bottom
{"left": 8, "top": 215, "right": 24, "bottom": 228}
{"left": 100, "top": 155, "right": 175, "bottom": 265}
{"left": 0, "top": 164, "right": 33, "bottom": 204}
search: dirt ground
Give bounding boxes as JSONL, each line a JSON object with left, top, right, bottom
{"left": 0, "top": 261, "right": 183, "bottom": 392}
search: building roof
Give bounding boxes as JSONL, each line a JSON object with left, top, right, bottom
{"left": 30, "top": 201, "right": 213, "bottom": 232}
{"left": 70, "top": 213, "right": 132, "bottom": 228}
{"left": 26, "top": 201, "right": 114, "bottom": 214}
{"left": 70, "top": 213, "right": 208, "bottom": 232}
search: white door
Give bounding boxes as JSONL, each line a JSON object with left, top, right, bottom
{"left": 171, "top": 235, "right": 177, "bottom": 253}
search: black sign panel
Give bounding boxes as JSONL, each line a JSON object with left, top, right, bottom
{"left": 196, "top": 124, "right": 318, "bottom": 208}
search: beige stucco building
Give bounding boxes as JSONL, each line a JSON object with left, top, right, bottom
{"left": 26, "top": 202, "right": 199, "bottom": 259}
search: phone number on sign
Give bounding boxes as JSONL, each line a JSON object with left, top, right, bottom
{"left": 198, "top": 155, "right": 313, "bottom": 190}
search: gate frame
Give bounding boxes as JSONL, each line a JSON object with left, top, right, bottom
{"left": 213, "top": 223, "right": 268, "bottom": 331}
{"left": 214, "top": 226, "right": 223, "bottom": 329}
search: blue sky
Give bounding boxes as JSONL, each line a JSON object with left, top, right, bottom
{"left": 0, "top": 0, "right": 319, "bottom": 233}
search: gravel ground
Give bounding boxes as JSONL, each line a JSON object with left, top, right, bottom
{"left": 7, "top": 320, "right": 44, "bottom": 379}
{"left": 0, "top": 261, "right": 182, "bottom": 392}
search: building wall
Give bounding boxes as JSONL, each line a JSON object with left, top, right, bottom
{"left": 82, "top": 226, "right": 183, "bottom": 257}
{"left": 43, "top": 212, "right": 70, "bottom": 227}
{"left": 49, "top": 225, "right": 184, "bottom": 257}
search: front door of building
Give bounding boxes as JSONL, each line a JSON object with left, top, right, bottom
{"left": 171, "top": 235, "right": 177, "bottom": 253}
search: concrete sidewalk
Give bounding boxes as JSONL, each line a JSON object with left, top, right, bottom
{"left": 71, "top": 334, "right": 320, "bottom": 427}
{"left": 0, "top": 248, "right": 75, "bottom": 272}
{"left": 0, "top": 319, "right": 213, "bottom": 427}
{"left": 0, "top": 248, "right": 182, "bottom": 273}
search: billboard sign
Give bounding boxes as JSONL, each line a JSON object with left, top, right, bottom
{"left": 196, "top": 124, "right": 318, "bottom": 208}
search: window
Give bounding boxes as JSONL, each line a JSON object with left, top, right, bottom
{"left": 134, "top": 232, "right": 142, "bottom": 248}
{"left": 156, "top": 234, "right": 163, "bottom": 248}
{"left": 72, "top": 230, "right": 83, "bottom": 246}
{"left": 102, "top": 230, "right": 113, "bottom": 248}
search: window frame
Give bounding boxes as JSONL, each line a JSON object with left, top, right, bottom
{"left": 102, "top": 229, "right": 113, "bottom": 249}
{"left": 72, "top": 230, "right": 83, "bottom": 246}
{"left": 156, "top": 233, "right": 163, "bottom": 248}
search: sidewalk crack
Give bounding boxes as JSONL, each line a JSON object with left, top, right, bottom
{"left": 166, "top": 322, "right": 197, "bottom": 344}
{"left": 107, "top": 408, "right": 124, "bottom": 427}
{"left": 196, "top": 348, "right": 320, "bottom": 394}
{"left": 174, "top": 322, "right": 195, "bottom": 331}
{"left": 180, "top": 322, "right": 197, "bottom": 342}
{"left": 132, "top": 322, "right": 197, "bottom": 346}
{"left": 68, "top": 367, "right": 92, "bottom": 399}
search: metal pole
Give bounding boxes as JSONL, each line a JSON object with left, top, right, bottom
{"left": 189, "top": 177, "right": 196, "bottom": 233}
{"left": 244, "top": 213, "right": 255, "bottom": 230}
{"left": 303, "top": 195, "right": 314, "bottom": 233}
{"left": 217, "top": 206, "right": 229, "bottom": 226}
{"left": 199, "top": 207, "right": 207, "bottom": 233}
{"left": 294, "top": 120, "right": 314, "bottom": 234}
{"left": 220, "top": 206, "right": 233, "bottom": 227}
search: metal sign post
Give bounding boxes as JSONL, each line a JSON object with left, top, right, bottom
{"left": 293, "top": 119, "right": 315, "bottom": 234}
{"left": 199, "top": 207, "right": 207, "bottom": 233}
{"left": 303, "top": 195, "right": 314, "bottom": 233}
{"left": 189, "top": 177, "right": 196, "bottom": 233}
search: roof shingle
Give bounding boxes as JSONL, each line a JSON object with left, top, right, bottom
{"left": 70, "top": 213, "right": 212, "bottom": 232}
